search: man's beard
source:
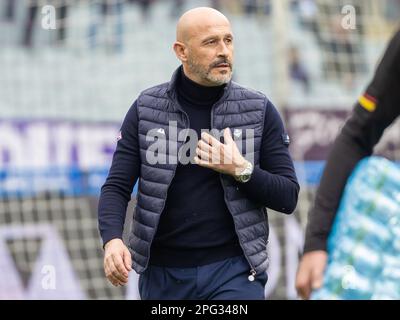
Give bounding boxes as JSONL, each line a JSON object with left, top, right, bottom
{"left": 187, "top": 56, "right": 233, "bottom": 86}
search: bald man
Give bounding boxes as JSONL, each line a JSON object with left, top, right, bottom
{"left": 98, "top": 7, "right": 299, "bottom": 300}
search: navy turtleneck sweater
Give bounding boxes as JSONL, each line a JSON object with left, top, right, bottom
{"left": 98, "top": 68, "right": 299, "bottom": 267}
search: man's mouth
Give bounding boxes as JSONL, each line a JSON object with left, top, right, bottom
{"left": 214, "top": 63, "right": 230, "bottom": 68}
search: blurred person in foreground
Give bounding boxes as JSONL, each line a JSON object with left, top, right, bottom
{"left": 296, "top": 29, "right": 400, "bottom": 300}
{"left": 98, "top": 7, "right": 299, "bottom": 300}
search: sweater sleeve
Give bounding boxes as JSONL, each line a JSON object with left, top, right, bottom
{"left": 98, "top": 101, "right": 141, "bottom": 247}
{"left": 304, "top": 98, "right": 400, "bottom": 253}
{"left": 238, "top": 99, "right": 300, "bottom": 214}
{"left": 304, "top": 30, "right": 400, "bottom": 252}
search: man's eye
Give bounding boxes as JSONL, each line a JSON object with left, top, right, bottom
{"left": 207, "top": 40, "right": 215, "bottom": 45}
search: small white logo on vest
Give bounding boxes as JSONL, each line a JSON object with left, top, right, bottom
{"left": 233, "top": 129, "right": 242, "bottom": 138}
{"left": 117, "top": 131, "right": 122, "bottom": 141}
{"left": 157, "top": 128, "right": 165, "bottom": 135}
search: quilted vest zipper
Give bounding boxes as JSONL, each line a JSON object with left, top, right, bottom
{"left": 210, "top": 91, "right": 257, "bottom": 280}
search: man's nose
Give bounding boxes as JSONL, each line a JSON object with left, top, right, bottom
{"left": 217, "top": 41, "right": 230, "bottom": 57}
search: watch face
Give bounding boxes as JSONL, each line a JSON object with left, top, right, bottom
{"left": 240, "top": 173, "right": 251, "bottom": 183}
{"left": 245, "top": 174, "right": 251, "bottom": 181}
{"left": 235, "top": 162, "right": 253, "bottom": 183}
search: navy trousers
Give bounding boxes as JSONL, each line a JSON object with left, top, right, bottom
{"left": 138, "top": 255, "right": 268, "bottom": 300}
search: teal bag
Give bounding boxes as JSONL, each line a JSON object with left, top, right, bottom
{"left": 311, "top": 156, "right": 400, "bottom": 300}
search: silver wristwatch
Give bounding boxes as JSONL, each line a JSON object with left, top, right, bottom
{"left": 234, "top": 161, "right": 254, "bottom": 183}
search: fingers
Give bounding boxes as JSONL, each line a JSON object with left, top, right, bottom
{"left": 103, "top": 239, "right": 132, "bottom": 287}
{"left": 296, "top": 264, "right": 324, "bottom": 300}
{"left": 111, "top": 254, "right": 129, "bottom": 283}
{"left": 197, "top": 139, "right": 212, "bottom": 153}
{"left": 223, "top": 128, "right": 234, "bottom": 144}
{"left": 104, "top": 254, "right": 129, "bottom": 287}
{"left": 196, "top": 145, "right": 211, "bottom": 162}
{"left": 194, "top": 156, "right": 213, "bottom": 168}
{"left": 197, "top": 139, "right": 222, "bottom": 164}
{"left": 104, "top": 260, "right": 123, "bottom": 287}
{"left": 195, "top": 130, "right": 238, "bottom": 170}
{"left": 201, "top": 131, "right": 221, "bottom": 147}
{"left": 295, "top": 266, "right": 312, "bottom": 300}
{"left": 311, "top": 264, "right": 324, "bottom": 290}
{"left": 296, "top": 251, "right": 327, "bottom": 299}
{"left": 123, "top": 248, "right": 132, "bottom": 272}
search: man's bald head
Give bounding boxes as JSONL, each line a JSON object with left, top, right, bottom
{"left": 173, "top": 7, "right": 234, "bottom": 87}
{"left": 176, "top": 7, "right": 231, "bottom": 43}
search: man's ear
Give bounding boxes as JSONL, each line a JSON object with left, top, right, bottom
{"left": 173, "top": 41, "right": 188, "bottom": 62}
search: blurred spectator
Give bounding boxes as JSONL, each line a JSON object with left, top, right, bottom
{"left": 263, "top": 0, "right": 272, "bottom": 15}
{"left": 211, "top": 0, "right": 222, "bottom": 11}
{"left": 243, "top": 0, "right": 257, "bottom": 15}
{"left": 297, "top": 0, "right": 318, "bottom": 33}
{"left": 57, "top": 1, "right": 68, "bottom": 44}
{"left": 289, "top": 46, "right": 310, "bottom": 93}
{"left": 88, "top": 0, "right": 124, "bottom": 53}
{"left": 385, "top": 0, "right": 400, "bottom": 21}
{"left": 3, "top": 0, "right": 15, "bottom": 21}
{"left": 23, "top": 0, "right": 39, "bottom": 47}
{"left": 135, "top": 0, "right": 155, "bottom": 21}
{"left": 243, "top": 0, "right": 271, "bottom": 16}
{"left": 170, "top": 0, "right": 184, "bottom": 18}
{"left": 323, "top": 15, "right": 364, "bottom": 89}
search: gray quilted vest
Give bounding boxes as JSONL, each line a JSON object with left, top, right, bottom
{"left": 128, "top": 67, "right": 269, "bottom": 277}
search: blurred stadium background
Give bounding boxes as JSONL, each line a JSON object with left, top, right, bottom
{"left": 0, "top": 0, "right": 399, "bottom": 299}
